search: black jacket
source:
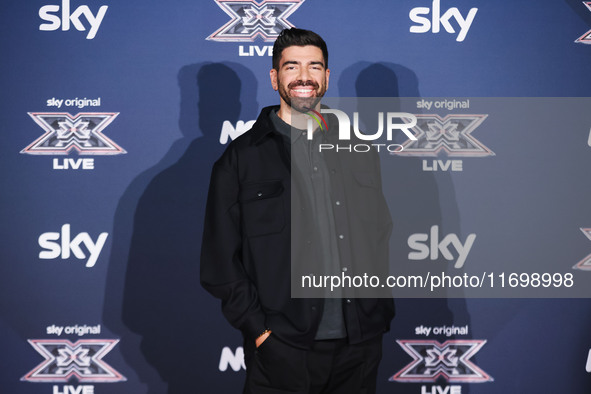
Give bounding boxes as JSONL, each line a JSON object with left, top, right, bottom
{"left": 200, "top": 106, "right": 394, "bottom": 348}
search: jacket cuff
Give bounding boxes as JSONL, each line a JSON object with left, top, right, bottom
{"left": 240, "top": 313, "right": 267, "bottom": 341}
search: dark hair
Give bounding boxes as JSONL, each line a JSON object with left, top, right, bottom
{"left": 272, "top": 28, "right": 328, "bottom": 70}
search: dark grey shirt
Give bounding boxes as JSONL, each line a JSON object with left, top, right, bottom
{"left": 269, "top": 109, "right": 346, "bottom": 340}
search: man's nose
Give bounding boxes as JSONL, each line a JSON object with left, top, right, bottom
{"left": 298, "top": 67, "right": 310, "bottom": 81}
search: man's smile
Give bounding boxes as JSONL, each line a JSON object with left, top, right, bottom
{"left": 288, "top": 81, "right": 319, "bottom": 97}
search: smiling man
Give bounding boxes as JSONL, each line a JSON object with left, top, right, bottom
{"left": 201, "top": 28, "right": 394, "bottom": 393}
{"left": 270, "top": 39, "right": 328, "bottom": 122}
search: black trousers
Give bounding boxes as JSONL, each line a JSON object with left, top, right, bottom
{"left": 243, "top": 334, "right": 383, "bottom": 394}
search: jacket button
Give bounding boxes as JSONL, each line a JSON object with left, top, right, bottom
{"left": 311, "top": 306, "right": 317, "bottom": 311}
{"left": 335, "top": 201, "right": 341, "bottom": 206}
{"left": 342, "top": 267, "right": 348, "bottom": 272}
{"left": 346, "top": 299, "right": 351, "bottom": 304}
{"left": 257, "top": 192, "right": 263, "bottom": 197}
{"left": 339, "top": 234, "right": 344, "bottom": 240}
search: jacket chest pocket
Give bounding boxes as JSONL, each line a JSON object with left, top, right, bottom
{"left": 239, "top": 180, "right": 285, "bottom": 237}
{"left": 352, "top": 171, "right": 381, "bottom": 221}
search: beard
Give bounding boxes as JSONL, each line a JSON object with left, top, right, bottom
{"left": 278, "top": 79, "right": 326, "bottom": 114}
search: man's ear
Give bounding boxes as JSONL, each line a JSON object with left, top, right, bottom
{"left": 270, "top": 69, "right": 278, "bottom": 91}
{"left": 325, "top": 68, "right": 330, "bottom": 89}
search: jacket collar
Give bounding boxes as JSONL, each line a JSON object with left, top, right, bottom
{"left": 250, "top": 105, "right": 281, "bottom": 145}
{"left": 250, "top": 105, "right": 335, "bottom": 145}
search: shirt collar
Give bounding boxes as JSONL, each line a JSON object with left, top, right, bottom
{"left": 250, "top": 105, "right": 331, "bottom": 145}
{"left": 268, "top": 107, "right": 309, "bottom": 144}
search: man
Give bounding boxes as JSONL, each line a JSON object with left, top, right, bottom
{"left": 201, "top": 28, "right": 394, "bottom": 393}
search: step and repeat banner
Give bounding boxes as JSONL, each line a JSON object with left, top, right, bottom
{"left": 1, "top": 1, "right": 591, "bottom": 393}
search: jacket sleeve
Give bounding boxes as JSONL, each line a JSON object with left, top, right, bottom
{"left": 200, "top": 154, "right": 266, "bottom": 341}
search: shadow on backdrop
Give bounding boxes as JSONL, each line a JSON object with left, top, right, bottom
{"left": 565, "top": 0, "right": 591, "bottom": 24}
{"left": 339, "top": 62, "right": 471, "bottom": 393}
{"left": 103, "top": 62, "right": 258, "bottom": 393}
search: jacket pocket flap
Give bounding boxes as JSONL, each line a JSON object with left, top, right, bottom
{"left": 239, "top": 180, "right": 284, "bottom": 202}
{"left": 353, "top": 171, "right": 378, "bottom": 188}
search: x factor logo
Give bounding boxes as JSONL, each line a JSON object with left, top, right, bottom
{"left": 22, "top": 112, "right": 125, "bottom": 155}
{"left": 395, "top": 114, "right": 494, "bottom": 157}
{"left": 575, "top": 2, "right": 591, "bottom": 44}
{"left": 573, "top": 228, "right": 591, "bottom": 270}
{"left": 391, "top": 339, "right": 493, "bottom": 383}
{"left": 21, "top": 339, "right": 126, "bottom": 383}
{"left": 207, "top": 0, "right": 304, "bottom": 42}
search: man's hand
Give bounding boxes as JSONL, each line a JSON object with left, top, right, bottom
{"left": 255, "top": 330, "right": 271, "bottom": 348}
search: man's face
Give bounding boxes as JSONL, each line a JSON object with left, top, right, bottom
{"left": 270, "top": 45, "right": 330, "bottom": 113}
